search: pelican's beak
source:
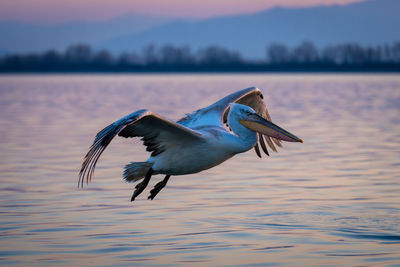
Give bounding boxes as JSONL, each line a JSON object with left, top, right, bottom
{"left": 240, "top": 113, "right": 303, "bottom": 143}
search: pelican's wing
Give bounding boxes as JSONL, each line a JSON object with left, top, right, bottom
{"left": 178, "top": 87, "right": 282, "bottom": 156}
{"left": 228, "top": 87, "right": 283, "bottom": 156}
{"left": 79, "top": 109, "right": 204, "bottom": 187}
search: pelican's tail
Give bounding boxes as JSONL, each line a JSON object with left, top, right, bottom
{"left": 123, "top": 162, "right": 153, "bottom": 182}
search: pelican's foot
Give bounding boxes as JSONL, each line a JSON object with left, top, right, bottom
{"left": 148, "top": 175, "right": 170, "bottom": 200}
{"left": 148, "top": 181, "right": 166, "bottom": 200}
{"left": 131, "top": 181, "right": 146, "bottom": 202}
{"left": 131, "top": 168, "right": 153, "bottom": 202}
{"left": 135, "top": 182, "right": 142, "bottom": 189}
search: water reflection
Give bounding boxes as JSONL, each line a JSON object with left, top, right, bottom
{"left": 0, "top": 74, "right": 399, "bottom": 266}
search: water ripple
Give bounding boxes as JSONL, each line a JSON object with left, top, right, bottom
{"left": 0, "top": 74, "right": 399, "bottom": 266}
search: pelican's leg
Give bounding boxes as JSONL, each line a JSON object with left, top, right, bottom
{"left": 148, "top": 175, "right": 171, "bottom": 200}
{"left": 131, "top": 168, "right": 154, "bottom": 202}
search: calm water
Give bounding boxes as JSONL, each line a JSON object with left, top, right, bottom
{"left": 0, "top": 74, "right": 400, "bottom": 266}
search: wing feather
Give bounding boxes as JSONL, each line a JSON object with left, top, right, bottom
{"left": 258, "top": 134, "right": 270, "bottom": 156}
{"left": 79, "top": 109, "right": 203, "bottom": 187}
{"left": 178, "top": 87, "right": 282, "bottom": 156}
{"left": 254, "top": 141, "right": 262, "bottom": 158}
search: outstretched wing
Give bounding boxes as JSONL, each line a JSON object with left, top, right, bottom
{"left": 178, "top": 87, "right": 282, "bottom": 157}
{"left": 79, "top": 109, "right": 204, "bottom": 187}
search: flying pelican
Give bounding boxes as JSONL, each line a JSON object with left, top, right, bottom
{"left": 79, "top": 87, "right": 302, "bottom": 202}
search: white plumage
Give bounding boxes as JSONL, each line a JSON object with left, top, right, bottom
{"left": 79, "top": 87, "right": 302, "bottom": 201}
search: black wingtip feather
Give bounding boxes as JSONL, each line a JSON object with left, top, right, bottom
{"left": 254, "top": 143, "right": 262, "bottom": 158}
{"left": 259, "top": 134, "right": 270, "bottom": 156}
{"left": 78, "top": 123, "right": 122, "bottom": 188}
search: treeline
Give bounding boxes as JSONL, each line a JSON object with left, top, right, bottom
{"left": 1, "top": 41, "right": 400, "bottom": 72}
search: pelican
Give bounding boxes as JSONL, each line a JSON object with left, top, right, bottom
{"left": 79, "top": 87, "right": 302, "bottom": 202}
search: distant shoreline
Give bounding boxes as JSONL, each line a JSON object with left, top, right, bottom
{"left": 0, "top": 42, "right": 400, "bottom": 73}
{"left": 2, "top": 42, "right": 400, "bottom": 73}
{"left": 1, "top": 69, "right": 400, "bottom": 74}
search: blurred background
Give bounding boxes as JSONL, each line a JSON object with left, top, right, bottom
{"left": 0, "top": 0, "right": 399, "bottom": 72}
{"left": 0, "top": 0, "right": 400, "bottom": 266}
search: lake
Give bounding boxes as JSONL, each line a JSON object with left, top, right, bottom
{"left": 0, "top": 74, "right": 399, "bottom": 266}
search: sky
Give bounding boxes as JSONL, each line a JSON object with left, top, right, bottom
{"left": 0, "top": 0, "right": 365, "bottom": 24}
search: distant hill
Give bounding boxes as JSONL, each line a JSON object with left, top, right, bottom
{"left": 0, "top": 14, "right": 172, "bottom": 54}
{"left": 1, "top": 0, "right": 399, "bottom": 58}
{"left": 101, "top": 0, "right": 400, "bottom": 58}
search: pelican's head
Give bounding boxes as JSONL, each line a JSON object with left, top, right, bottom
{"left": 229, "top": 103, "right": 303, "bottom": 143}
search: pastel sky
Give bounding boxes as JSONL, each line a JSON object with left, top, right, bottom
{"left": 0, "top": 0, "right": 365, "bottom": 24}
